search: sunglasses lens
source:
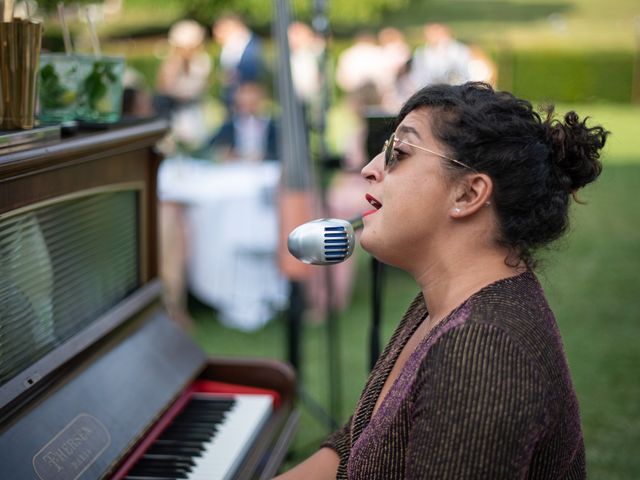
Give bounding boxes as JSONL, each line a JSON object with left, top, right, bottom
{"left": 384, "top": 133, "right": 395, "bottom": 168}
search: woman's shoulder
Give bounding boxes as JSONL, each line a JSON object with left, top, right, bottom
{"left": 410, "top": 319, "right": 552, "bottom": 421}
{"left": 419, "top": 271, "right": 568, "bottom": 388}
{"left": 464, "top": 271, "right": 564, "bottom": 360}
{"left": 409, "top": 319, "right": 551, "bottom": 427}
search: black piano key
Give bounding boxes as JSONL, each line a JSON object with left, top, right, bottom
{"left": 160, "top": 424, "right": 217, "bottom": 432}
{"left": 168, "top": 420, "right": 224, "bottom": 429}
{"left": 161, "top": 424, "right": 219, "bottom": 435}
{"left": 172, "top": 413, "right": 227, "bottom": 423}
{"left": 189, "top": 397, "right": 235, "bottom": 407}
{"left": 128, "top": 460, "right": 191, "bottom": 470}
{"left": 124, "top": 472, "right": 189, "bottom": 480}
{"left": 127, "top": 469, "right": 188, "bottom": 479}
{"left": 180, "top": 401, "right": 234, "bottom": 414}
{"left": 161, "top": 426, "right": 218, "bottom": 436}
{"left": 132, "top": 455, "right": 194, "bottom": 465}
{"left": 161, "top": 424, "right": 220, "bottom": 434}
{"left": 164, "top": 415, "right": 226, "bottom": 429}
{"left": 177, "top": 408, "right": 229, "bottom": 416}
{"left": 153, "top": 439, "right": 206, "bottom": 450}
{"left": 170, "top": 409, "right": 224, "bottom": 421}
{"left": 147, "top": 444, "right": 204, "bottom": 456}
{"left": 128, "top": 466, "right": 190, "bottom": 476}
{"left": 124, "top": 476, "right": 181, "bottom": 480}
{"left": 158, "top": 431, "right": 215, "bottom": 442}
{"left": 140, "top": 454, "right": 196, "bottom": 466}
{"left": 129, "top": 464, "right": 191, "bottom": 475}
{"left": 131, "top": 458, "right": 192, "bottom": 468}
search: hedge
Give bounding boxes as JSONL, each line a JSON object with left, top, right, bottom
{"left": 126, "top": 56, "right": 162, "bottom": 90}
{"left": 497, "top": 49, "right": 637, "bottom": 104}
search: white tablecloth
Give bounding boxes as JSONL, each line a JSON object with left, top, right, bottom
{"left": 158, "top": 157, "right": 288, "bottom": 331}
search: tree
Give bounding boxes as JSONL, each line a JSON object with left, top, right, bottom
{"left": 182, "top": 0, "right": 407, "bottom": 31}
{"left": 36, "top": 0, "right": 95, "bottom": 15}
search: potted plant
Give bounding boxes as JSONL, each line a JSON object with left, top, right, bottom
{"left": 37, "top": 1, "right": 126, "bottom": 124}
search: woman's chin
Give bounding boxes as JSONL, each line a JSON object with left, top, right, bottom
{"left": 359, "top": 230, "right": 374, "bottom": 255}
{"left": 360, "top": 233, "right": 391, "bottom": 265}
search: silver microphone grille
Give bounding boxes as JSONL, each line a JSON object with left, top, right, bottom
{"left": 287, "top": 218, "right": 356, "bottom": 265}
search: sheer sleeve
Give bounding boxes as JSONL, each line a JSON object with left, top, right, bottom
{"left": 406, "top": 322, "right": 549, "bottom": 479}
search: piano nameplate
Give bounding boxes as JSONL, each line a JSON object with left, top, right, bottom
{"left": 33, "top": 414, "right": 111, "bottom": 480}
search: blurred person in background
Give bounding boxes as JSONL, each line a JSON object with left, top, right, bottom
{"left": 276, "top": 81, "right": 607, "bottom": 479}
{"left": 206, "top": 81, "right": 277, "bottom": 162}
{"left": 154, "top": 19, "right": 212, "bottom": 150}
{"left": 122, "top": 67, "right": 154, "bottom": 118}
{"left": 212, "top": 13, "right": 265, "bottom": 112}
{"left": 411, "top": 23, "right": 472, "bottom": 87}
{"left": 335, "top": 31, "right": 384, "bottom": 104}
{"left": 468, "top": 43, "right": 498, "bottom": 86}
{"left": 155, "top": 21, "right": 212, "bottom": 327}
{"left": 287, "top": 21, "right": 324, "bottom": 113}
{"left": 377, "top": 27, "right": 412, "bottom": 112}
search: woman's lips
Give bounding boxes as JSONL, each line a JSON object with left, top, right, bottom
{"left": 363, "top": 194, "right": 382, "bottom": 217}
{"left": 366, "top": 193, "right": 382, "bottom": 210}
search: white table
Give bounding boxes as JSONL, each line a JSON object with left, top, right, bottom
{"left": 158, "top": 157, "right": 288, "bottom": 331}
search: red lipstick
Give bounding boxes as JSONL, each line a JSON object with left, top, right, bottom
{"left": 365, "top": 194, "right": 382, "bottom": 210}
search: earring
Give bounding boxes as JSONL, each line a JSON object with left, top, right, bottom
{"left": 453, "top": 207, "right": 461, "bottom": 214}
{"left": 485, "top": 201, "right": 491, "bottom": 206}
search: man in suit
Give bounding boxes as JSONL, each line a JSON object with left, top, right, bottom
{"left": 212, "top": 14, "right": 265, "bottom": 111}
{"left": 208, "top": 81, "right": 278, "bottom": 162}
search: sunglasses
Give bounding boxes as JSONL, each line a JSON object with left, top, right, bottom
{"left": 383, "top": 132, "right": 476, "bottom": 172}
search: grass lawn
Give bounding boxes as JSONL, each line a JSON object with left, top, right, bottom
{"left": 188, "top": 102, "right": 640, "bottom": 478}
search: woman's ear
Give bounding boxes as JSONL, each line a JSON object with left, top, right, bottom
{"left": 450, "top": 173, "right": 493, "bottom": 218}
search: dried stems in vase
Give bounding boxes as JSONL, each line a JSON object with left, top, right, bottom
{"left": 0, "top": 18, "right": 42, "bottom": 129}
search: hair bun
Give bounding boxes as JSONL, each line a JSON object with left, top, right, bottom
{"left": 546, "top": 110, "right": 608, "bottom": 192}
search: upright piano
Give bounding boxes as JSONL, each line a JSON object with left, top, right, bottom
{"left": 0, "top": 119, "right": 298, "bottom": 479}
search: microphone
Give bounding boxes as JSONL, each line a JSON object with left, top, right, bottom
{"left": 287, "top": 216, "right": 363, "bottom": 265}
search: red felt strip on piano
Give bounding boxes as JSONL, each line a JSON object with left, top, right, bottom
{"left": 190, "top": 379, "right": 281, "bottom": 408}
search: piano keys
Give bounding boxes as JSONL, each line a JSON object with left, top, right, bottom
{"left": 0, "top": 119, "right": 298, "bottom": 479}
{"left": 119, "top": 393, "right": 273, "bottom": 480}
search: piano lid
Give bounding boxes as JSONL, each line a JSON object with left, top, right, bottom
{"left": 0, "top": 304, "right": 206, "bottom": 480}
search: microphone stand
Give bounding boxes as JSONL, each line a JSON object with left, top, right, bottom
{"left": 275, "top": 0, "right": 341, "bottom": 433}
{"left": 369, "top": 258, "right": 384, "bottom": 370}
{"left": 313, "top": 0, "right": 341, "bottom": 429}
{"left": 273, "top": 0, "right": 332, "bottom": 432}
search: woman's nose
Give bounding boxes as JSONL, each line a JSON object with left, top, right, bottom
{"left": 361, "top": 151, "right": 384, "bottom": 182}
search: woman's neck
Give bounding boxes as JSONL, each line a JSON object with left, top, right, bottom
{"left": 413, "top": 245, "right": 522, "bottom": 322}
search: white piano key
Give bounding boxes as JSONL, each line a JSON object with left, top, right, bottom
{"left": 186, "top": 394, "right": 273, "bottom": 480}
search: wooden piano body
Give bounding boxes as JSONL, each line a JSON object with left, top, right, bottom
{"left": 0, "top": 120, "right": 298, "bottom": 479}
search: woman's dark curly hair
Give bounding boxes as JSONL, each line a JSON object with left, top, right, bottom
{"left": 397, "top": 82, "right": 609, "bottom": 269}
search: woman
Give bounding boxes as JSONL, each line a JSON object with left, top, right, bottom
{"left": 277, "top": 82, "right": 607, "bottom": 479}
{"left": 155, "top": 20, "right": 212, "bottom": 112}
